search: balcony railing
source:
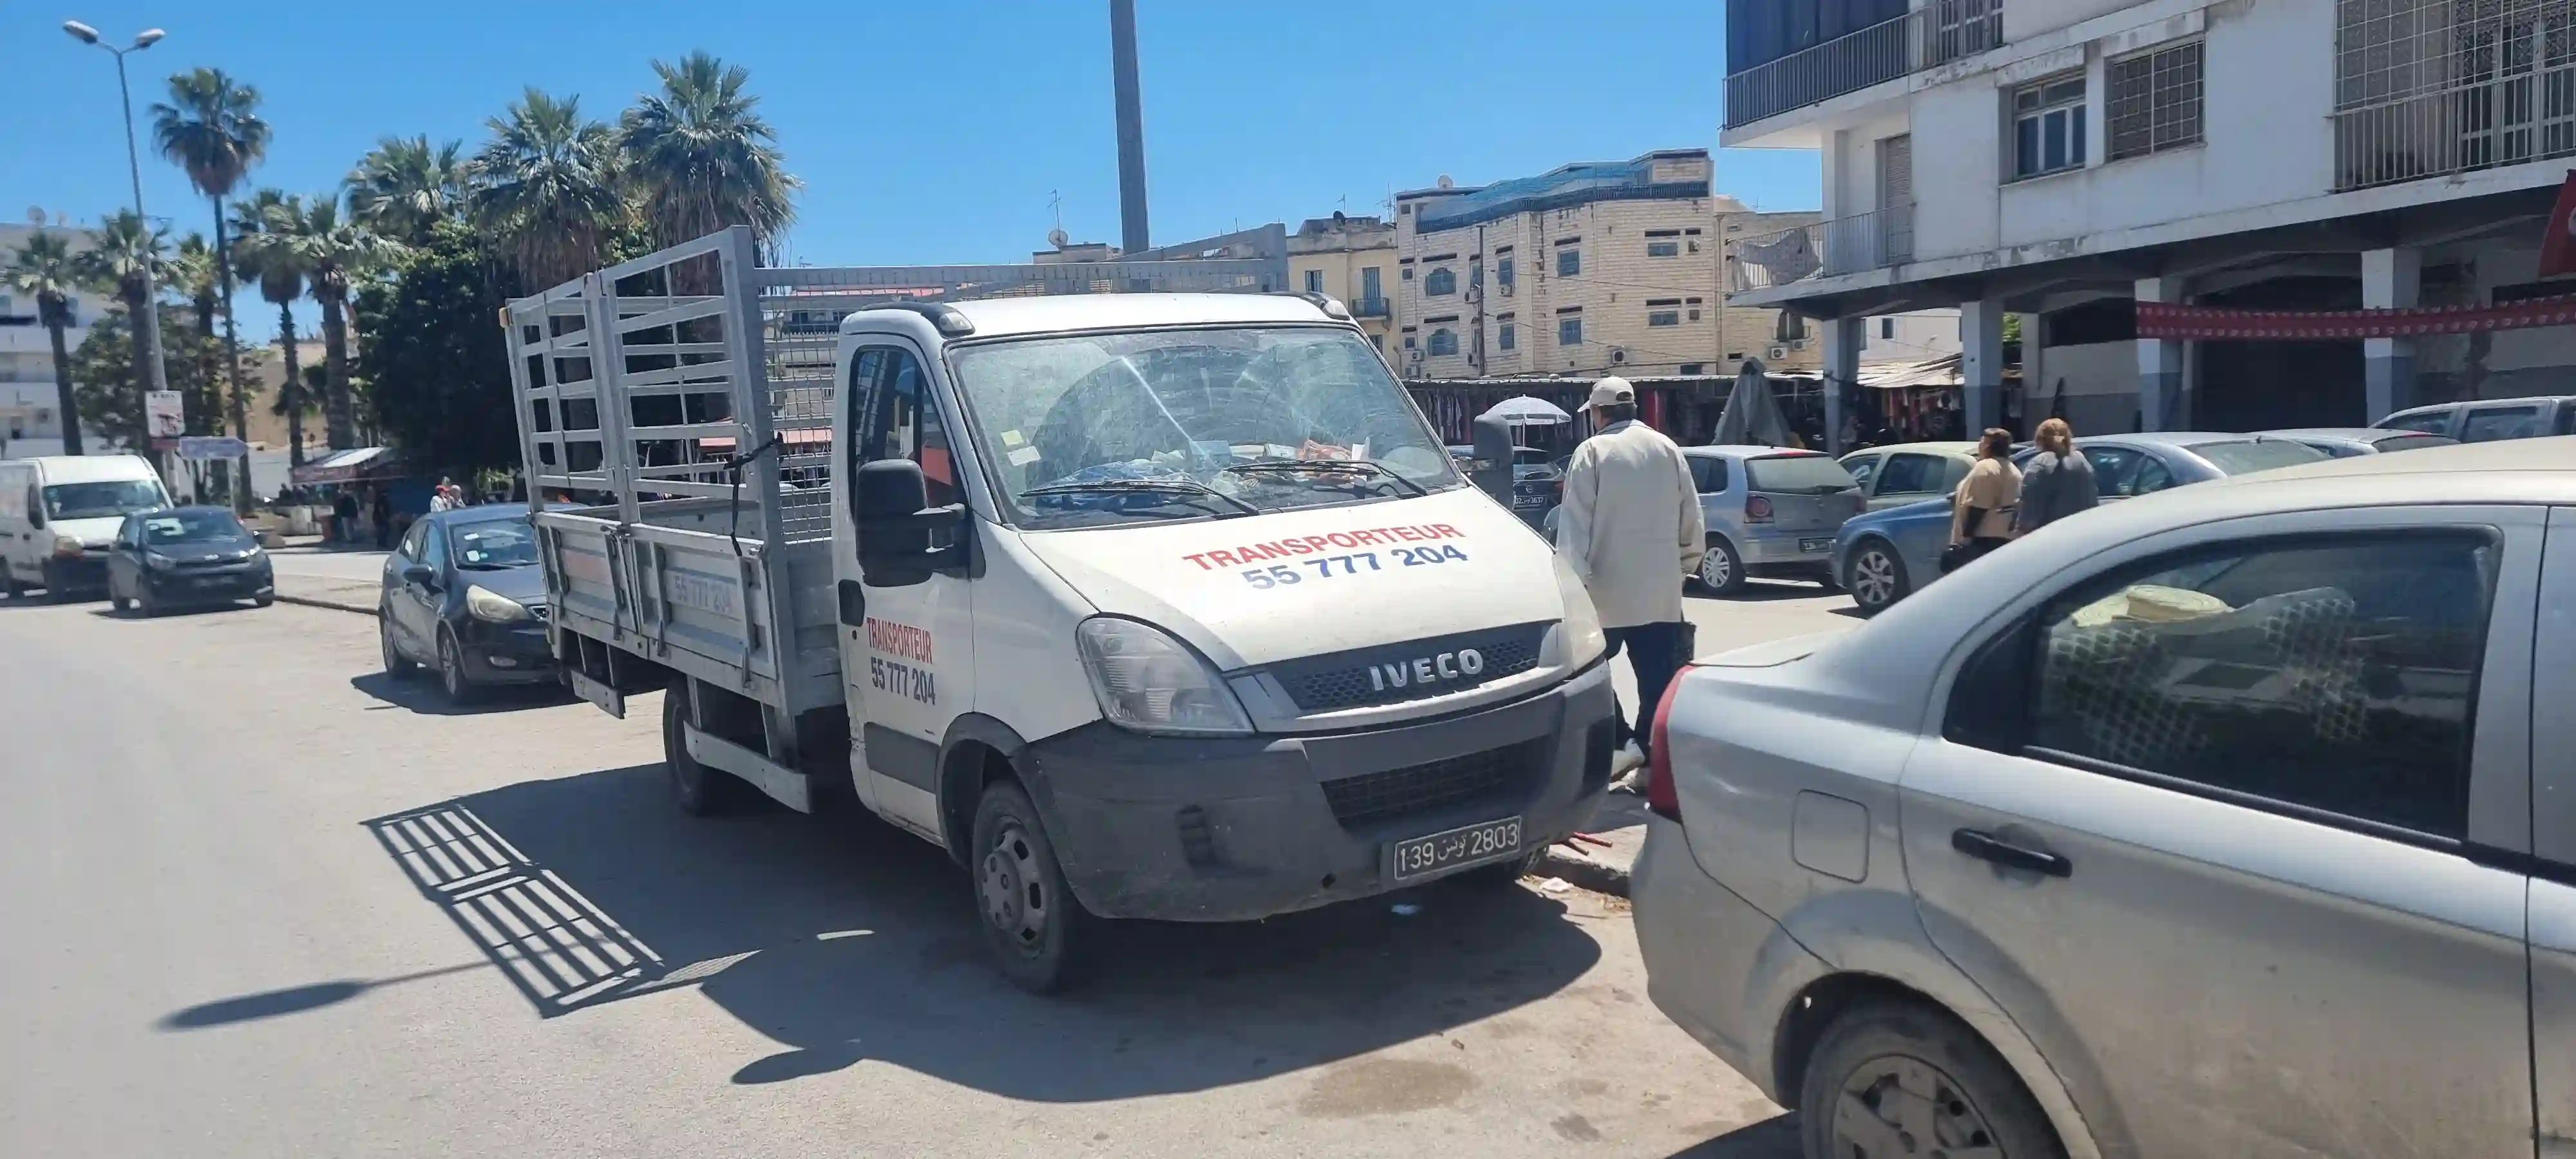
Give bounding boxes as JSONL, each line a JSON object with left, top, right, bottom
{"left": 1724, "top": 0, "right": 2003, "bottom": 129}
{"left": 1727, "top": 204, "right": 1915, "bottom": 292}
{"left": 2333, "top": 57, "right": 2576, "bottom": 189}
{"left": 1349, "top": 295, "right": 1391, "bottom": 318}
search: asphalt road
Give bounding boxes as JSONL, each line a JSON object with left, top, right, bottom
{"left": 0, "top": 593, "right": 1812, "bottom": 1158}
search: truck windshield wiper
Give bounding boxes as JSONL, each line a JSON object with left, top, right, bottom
{"left": 1221, "top": 459, "right": 1428, "bottom": 498}
{"left": 1018, "top": 478, "right": 1260, "bottom": 518}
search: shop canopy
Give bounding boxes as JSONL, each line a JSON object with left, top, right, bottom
{"left": 290, "top": 446, "right": 401, "bottom": 485}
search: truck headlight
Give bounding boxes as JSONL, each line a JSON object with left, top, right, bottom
{"left": 1074, "top": 616, "right": 1253, "bottom": 736}
{"left": 466, "top": 584, "right": 533, "bottom": 623}
{"left": 52, "top": 534, "right": 82, "bottom": 558}
{"left": 1540, "top": 557, "right": 1609, "bottom": 670}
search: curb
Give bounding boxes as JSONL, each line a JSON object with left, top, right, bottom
{"left": 272, "top": 592, "right": 377, "bottom": 617}
{"left": 1540, "top": 843, "right": 1632, "bottom": 898}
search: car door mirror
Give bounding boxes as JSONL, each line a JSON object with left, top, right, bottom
{"left": 854, "top": 459, "right": 964, "bottom": 588}
{"left": 1469, "top": 415, "right": 1516, "bottom": 504}
{"left": 403, "top": 564, "right": 437, "bottom": 590}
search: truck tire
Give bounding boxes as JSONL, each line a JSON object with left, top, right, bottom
{"left": 1799, "top": 999, "right": 2065, "bottom": 1159}
{"left": 662, "top": 684, "right": 744, "bottom": 816}
{"left": 971, "top": 779, "right": 1094, "bottom": 994}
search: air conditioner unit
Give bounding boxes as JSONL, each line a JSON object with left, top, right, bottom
{"left": 1611, "top": 347, "right": 1629, "bottom": 364}
{"left": 1768, "top": 344, "right": 1789, "bottom": 360}
{"left": 1688, "top": 240, "right": 1703, "bottom": 253}
{"left": 1790, "top": 338, "right": 1808, "bottom": 350}
{"left": 1499, "top": 282, "right": 1514, "bottom": 297}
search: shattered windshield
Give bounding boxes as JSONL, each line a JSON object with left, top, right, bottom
{"left": 948, "top": 326, "right": 1459, "bottom": 529}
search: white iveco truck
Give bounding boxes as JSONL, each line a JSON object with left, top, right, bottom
{"left": 505, "top": 227, "right": 1616, "bottom": 990}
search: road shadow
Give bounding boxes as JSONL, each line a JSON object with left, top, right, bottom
{"left": 1687, "top": 580, "right": 1841, "bottom": 605}
{"left": 337, "top": 762, "right": 1603, "bottom": 1100}
{"left": 1828, "top": 605, "right": 1870, "bottom": 619}
{"left": 347, "top": 670, "right": 571, "bottom": 716}
{"left": 1663, "top": 1113, "right": 1801, "bottom": 1157}
{"left": 85, "top": 603, "right": 263, "bottom": 622}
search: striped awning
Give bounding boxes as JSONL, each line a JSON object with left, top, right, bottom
{"left": 2138, "top": 295, "right": 2576, "bottom": 341}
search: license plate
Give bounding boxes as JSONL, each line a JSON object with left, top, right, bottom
{"left": 1388, "top": 816, "right": 1523, "bottom": 882}
{"left": 1512, "top": 496, "right": 1544, "bottom": 508}
{"left": 1799, "top": 537, "right": 1833, "bottom": 552}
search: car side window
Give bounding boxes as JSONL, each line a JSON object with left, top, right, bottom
{"left": 2380, "top": 410, "right": 2454, "bottom": 436}
{"left": 2461, "top": 406, "right": 2544, "bottom": 442}
{"left": 1841, "top": 454, "right": 1882, "bottom": 492}
{"left": 2558, "top": 402, "right": 2576, "bottom": 435}
{"left": 419, "top": 525, "right": 449, "bottom": 574}
{"left": 1877, "top": 453, "right": 1942, "bottom": 495}
{"left": 2130, "top": 455, "right": 2176, "bottom": 495}
{"left": 1958, "top": 532, "right": 2497, "bottom": 838}
{"left": 1689, "top": 457, "right": 1728, "bottom": 494}
{"left": 849, "top": 346, "right": 960, "bottom": 510}
{"left": 2079, "top": 446, "right": 2139, "bottom": 495}
{"left": 398, "top": 521, "right": 427, "bottom": 561}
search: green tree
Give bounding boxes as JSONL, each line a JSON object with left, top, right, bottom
{"left": 152, "top": 67, "right": 269, "bottom": 510}
{"left": 233, "top": 189, "right": 314, "bottom": 466}
{"left": 166, "top": 234, "right": 227, "bottom": 437}
{"left": 68, "top": 305, "right": 218, "bottom": 457}
{"left": 348, "top": 135, "right": 468, "bottom": 244}
{"left": 72, "top": 211, "right": 171, "bottom": 441}
{"left": 469, "top": 88, "right": 627, "bottom": 289}
{"left": 5, "top": 231, "right": 88, "bottom": 455}
{"left": 261, "top": 194, "right": 402, "bottom": 449}
{"left": 619, "top": 52, "right": 799, "bottom": 256}
{"left": 355, "top": 220, "right": 521, "bottom": 478}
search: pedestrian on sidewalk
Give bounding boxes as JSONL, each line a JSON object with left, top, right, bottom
{"left": 371, "top": 487, "right": 394, "bottom": 550}
{"left": 330, "top": 489, "right": 359, "bottom": 545}
{"left": 2013, "top": 418, "right": 2096, "bottom": 537}
{"left": 1944, "top": 428, "right": 2022, "bottom": 572}
{"left": 1555, "top": 376, "right": 1705, "bottom": 780}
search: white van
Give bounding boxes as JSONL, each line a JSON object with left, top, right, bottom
{"left": 507, "top": 231, "right": 1620, "bottom": 991}
{"left": 0, "top": 454, "right": 174, "bottom": 599}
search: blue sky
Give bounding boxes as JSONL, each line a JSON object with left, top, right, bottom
{"left": 7, "top": 1, "right": 1819, "bottom": 340}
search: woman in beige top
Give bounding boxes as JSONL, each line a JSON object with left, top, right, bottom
{"left": 1947, "top": 428, "right": 2023, "bottom": 568}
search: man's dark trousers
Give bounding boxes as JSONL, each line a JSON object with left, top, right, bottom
{"left": 1604, "top": 620, "right": 1689, "bottom": 755}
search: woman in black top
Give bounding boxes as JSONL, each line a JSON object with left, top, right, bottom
{"left": 2014, "top": 418, "right": 2098, "bottom": 536}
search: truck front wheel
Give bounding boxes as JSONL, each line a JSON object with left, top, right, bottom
{"left": 971, "top": 780, "right": 1094, "bottom": 994}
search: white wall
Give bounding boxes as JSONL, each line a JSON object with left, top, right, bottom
{"left": 1861, "top": 309, "right": 1962, "bottom": 363}
{"left": 2031, "top": 339, "right": 2139, "bottom": 433}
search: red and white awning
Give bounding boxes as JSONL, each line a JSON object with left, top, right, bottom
{"left": 2138, "top": 295, "right": 2576, "bottom": 341}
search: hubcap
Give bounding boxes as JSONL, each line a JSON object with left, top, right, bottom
{"left": 1700, "top": 549, "right": 1730, "bottom": 588}
{"left": 1853, "top": 549, "right": 1898, "bottom": 605}
{"left": 1832, "top": 1053, "right": 2000, "bottom": 1159}
{"left": 980, "top": 823, "right": 1051, "bottom": 955}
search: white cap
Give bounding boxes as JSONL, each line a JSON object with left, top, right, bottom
{"left": 1587, "top": 376, "right": 1636, "bottom": 408}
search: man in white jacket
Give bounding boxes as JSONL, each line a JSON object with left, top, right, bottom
{"left": 1555, "top": 377, "right": 1705, "bottom": 775}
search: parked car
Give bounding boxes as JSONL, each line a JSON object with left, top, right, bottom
{"left": 1448, "top": 445, "right": 1562, "bottom": 527}
{"left": 0, "top": 453, "right": 173, "bottom": 600}
{"left": 378, "top": 505, "right": 554, "bottom": 703}
{"left": 1837, "top": 441, "right": 1976, "bottom": 510}
{"left": 2373, "top": 394, "right": 2576, "bottom": 443}
{"left": 104, "top": 506, "right": 274, "bottom": 616}
{"left": 1680, "top": 446, "right": 1864, "bottom": 594}
{"left": 1832, "top": 432, "right": 2330, "bottom": 616}
{"left": 1636, "top": 437, "right": 2576, "bottom": 1159}
{"left": 2262, "top": 426, "right": 2459, "bottom": 457}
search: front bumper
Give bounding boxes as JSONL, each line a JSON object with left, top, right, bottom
{"left": 143, "top": 563, "right": 273, "bottom": 604}
{"left": 43, "top": 554, "right": 111, "bottom": 594}
{"left": 460, "top": 617, "right": 558, "bottom": 684}
{"left": 1024, "top": 659, "right": 1618, "bottom": 921}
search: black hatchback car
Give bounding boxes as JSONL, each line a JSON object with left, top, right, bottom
{"left": 106, "top": 507, "right": 275, "bottom": 616}
{"left": 379, "top": 505, "right": 553, "bottom": 703}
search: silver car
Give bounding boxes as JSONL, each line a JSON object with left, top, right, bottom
{"left": 1634, "top": 437, "right": 2576, "bottom": 1159}
{"left": 2262, "top": 426, "right": 2459, "bottom": 457}
{"left": 1682, "top": 446, "right": 1865, "bottom": 595}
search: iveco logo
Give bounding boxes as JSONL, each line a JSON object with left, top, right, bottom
{"left": 1366, "top": 648, "right": 1486, "bottom": 692}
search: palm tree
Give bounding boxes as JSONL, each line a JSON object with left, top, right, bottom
{"left": 619, "top": 52, "right": 799, "bottom": 256}
{"left": 233, "top": 189, "right": 312, "bottom": 466}
{"left": 168, "top": 234, "right": 223, "bottom": 436}
{"left": 5, "top": 232, "right": 88, "bottom": 455}
{"left": 469, "top": 88, "right": 627, "bottom": 288}
{"left": 348, "top": 135, "right": 467, "bottom": 243}
{"left": 152, "top": 67, "right": 270, "bottom": 509}
{"left": 71, "top": 211, "right": 171, "bottom": 452}
{"left": 263, "top": 194, "right": 401, "bottom": 449}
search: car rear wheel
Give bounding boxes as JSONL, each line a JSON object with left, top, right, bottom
{"left": 1799, "top": 1000, "right": 2064, "bottom": 1159}
{"left": 1695, "top": 538, "right": 1745, "bottom": 596}
{"left": 1845, "top": 539, "right": 1910, "bottom": 616}
{"left": 134, "top": 582, "right": 159, "bottom": 618}
{"left": 974, "top": 778, "right": 1094, "bottom": 994}
{"left": 380, "top": 614, "right": 415, "bottom": 677}
{"left": 109, "top": 575, "right": 129, "bottom": 614}
{"left": 2, "top": 567, "right": 20, "bottom": 600}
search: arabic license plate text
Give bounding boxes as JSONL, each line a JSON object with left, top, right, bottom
{"left": 1799, "top": 537, "right": 1833, "bottom": 552}
{"left": 1388, "top": 816, "right": 1523, "bottom": 882}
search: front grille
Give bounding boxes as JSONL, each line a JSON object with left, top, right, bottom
{"left": 1269, "top": 622, "right": 1549, "bottom": 712}
{"left": 1320, "top": 737, "right": 1547, "bottom": 829}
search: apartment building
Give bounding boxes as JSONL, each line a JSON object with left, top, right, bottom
{"left": 1287, "top": 213, "right": 1398, "bottom": 353}
{"left": 1723, "top": 0, "right": 2576, "bottom": 446}
{"left": 0, "top": 223, "right": 102, "bottom": 455}
{"left": 1394, "top": 149, "right": 1827, "bottom": 383}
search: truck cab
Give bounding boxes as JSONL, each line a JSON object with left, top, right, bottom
{"left": 510, "top": 230, "right": 1616, "bottom": 990}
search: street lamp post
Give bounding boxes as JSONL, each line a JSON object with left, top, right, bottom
{"left": 62, "top": 21, "right": 171, "bottom": 451}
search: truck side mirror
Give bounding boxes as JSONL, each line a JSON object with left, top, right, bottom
{"left": 1470, "top": 415, "right": 1516, "bottom": 504}
{"left": 854, "top": 459, "right": 965, "bottom": 588}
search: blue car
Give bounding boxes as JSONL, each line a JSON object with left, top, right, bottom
{"left": 1832, "top": 431, "right": 2329, "bottom": 615}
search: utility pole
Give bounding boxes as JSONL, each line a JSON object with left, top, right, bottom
{"left": 1110, "top": 0, "right": 1151, "bottom": 255}
{"left": 64, "top": 20, "right": 171, "bottom": 458}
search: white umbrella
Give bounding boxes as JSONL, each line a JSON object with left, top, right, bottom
{"left": 1479, "top": 395, "right": 1573, "bottom": 428}
{"left": 1710, "top": 358, "right": 1795, "bottom": 448}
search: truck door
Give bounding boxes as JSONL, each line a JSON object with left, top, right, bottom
{"left": 837, "top": 341, "right": 974, "bottom": 838}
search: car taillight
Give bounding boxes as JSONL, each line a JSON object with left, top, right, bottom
{"left": 1645, "top": 664, "right": 1694, "bottom": 820}
{"left": 1745, "top": 495, "right": 1774, "bottom": 522}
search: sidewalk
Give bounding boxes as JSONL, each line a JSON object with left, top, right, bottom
{"left": 271, "top": 571, "right": 380, "bottom": 617}
{"left": 1538, "top": 789, "right": 1648, "bottom": 898}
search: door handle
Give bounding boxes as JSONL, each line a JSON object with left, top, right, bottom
{"left": 1951, "top": 829, "right": 2072, "bottom": 878}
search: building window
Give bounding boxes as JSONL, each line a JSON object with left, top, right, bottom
{"left": 2012, "top": 73, "right": 2088, "bottom": 179}
{"left": 1403, "top": 334, "right": 1417, "bottom": 349}
{"left": 1427, "top": 328, "right": 1459, "bottom": 356}
{"left": 1361, "top": 265, "right": 1382, "bottom": 301}
{"left": 1647, "top": 240, "right": 1681, "bottom": 258}
{"left": 1497, "top": 256, "right": 1515, "bottom": 290}
{"left": 1424, "top": 267, "right": 1457, "bottom": 296}
{"left": 1557, "top": 247, "right": 1580, "bottom": 276}
{"left": 1499, "top": 322, "right": 1517, "bottom": 351}
{"left": 1678, "top": 363, "right": 1705, "bottom": 375}
{"left": 2108, "top": 41, "right": 2204, "bottom": 161}
{"left": 1304, "top": 269, "right": 1325, "bottom": 294}
{"left": 1558, "top": 316, "right": 1584, "bottom": 346}
{"left": 1648, "top": 310, "right": 1681, "bottom": 327}
{"left": 1402, "top": 266, "right": 1414, "bottom": 280}
{"left": 1777, "top": 313, "right": 1808, "bottom": 341}
{"left": 1881, "top": 317, "right": 1896, "bottom": 339}
{"left": 1371, "top": 334, "right": 1385, "bottom": 351}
